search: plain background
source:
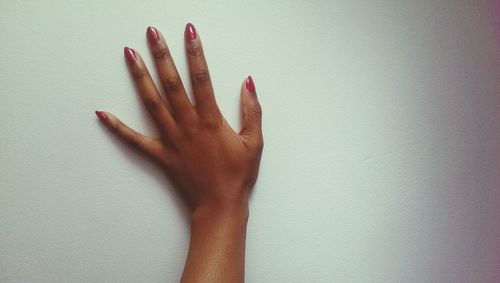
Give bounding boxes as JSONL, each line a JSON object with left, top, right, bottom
{"left": 1, "top": 0, "right": 499, "bottom": 282}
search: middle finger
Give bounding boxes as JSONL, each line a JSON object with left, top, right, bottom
{"left": 147, "top": 26, "right": 196, "bottom": 124}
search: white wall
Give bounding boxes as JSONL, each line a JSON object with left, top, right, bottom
{"left": 1, "top": 1, "right": 499, "bottom": 282}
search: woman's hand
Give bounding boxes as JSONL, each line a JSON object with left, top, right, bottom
{"left": 96, "top": 23, "right": 262, "bottom": 282}
{"left": 95, "top": 24, "right": 263, "bottom": 214}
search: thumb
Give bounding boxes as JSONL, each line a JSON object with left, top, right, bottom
{"left": 239, "top": 75, "right": 263, "bottom": 149}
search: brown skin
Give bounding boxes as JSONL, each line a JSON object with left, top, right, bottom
{"left": 96, "top": 24, "right": 262, "bottom": 283}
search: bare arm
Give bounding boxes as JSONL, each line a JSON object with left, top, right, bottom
{"left": 182, "top": 200, "right": 250, "bottom": 283}
{"left": 95, "top": 23, "right": 263, "bottom": 283}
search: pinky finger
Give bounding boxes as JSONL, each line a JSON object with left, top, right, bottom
{"left": 95, "top": 110, "right": 163, "bottom": 159}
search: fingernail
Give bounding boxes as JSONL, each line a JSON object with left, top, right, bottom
{"left": 147, "top": 26, "right": 159, "bottom": 43}
{"left": 184, "top": 23, "right": 197, "bottom": 41}
{"left": 245, "top": 75, "right": 256, "bottom": 94}
{"left": 124, "top": 47, "right": 136, "bottom": 65}
{"left": 95, "top": 111, "right": 108, "bottom": 122}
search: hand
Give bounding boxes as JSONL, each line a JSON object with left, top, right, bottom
{"left": 95, "top": 23, "right": 263, "bottom": 214}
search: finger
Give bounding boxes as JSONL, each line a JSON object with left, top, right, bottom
{"left": 184, "top": 23, "right": 222, "bottom": 125}
{"left": 239, "top": 76, "right": 263, "bottom": 150}
{"left": 95, "top": 110, "right": 164, "bottom": 158}
{"left": 124, "top": 47, "right": 177, "bottom": 136}
{"left": 146, "top": 26, "right": 196, "bottom": 123}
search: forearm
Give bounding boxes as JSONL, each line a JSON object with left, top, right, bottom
{"left": 181, "top": 199, "right": 250, "bottom": 283}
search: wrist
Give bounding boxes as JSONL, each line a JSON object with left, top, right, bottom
{"left": 190, "top": 197, "right": 250, "bottom": 224}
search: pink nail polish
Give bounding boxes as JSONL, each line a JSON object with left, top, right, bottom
{"left": 95, "top": 111, "right": 108, "bottom": 122}
{"left": 184, "top": 23, "right": 197, "bottom": 41}
{"left": 245, "top": 75, "right": 256, "bottom": 94}
{"left": 124, "top": 47, "right": 136, "bottom": 65}
{"left": 147, "top": 26, "right": 159, "bottom": 43}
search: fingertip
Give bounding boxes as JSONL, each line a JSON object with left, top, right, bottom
{"left": 124, "top": 47, "right": 137, "bottom": 65}
{"left": 146, "top": 26, "right": 160, "bottom": 43}
{"left": 95, "top": 111, "right": 119, "bottom": 128}
{"left": 241, "top": 75, "right": 259, "bottom": 105}
{"left": 185, "top": 22, "right": 197, "bottom": 41}
{"left": 245, "top": 75, "right": 256, "bottom": 94}
{"left": 239, "top": 75, "right": 263, "bottom": 139}
{"left": 95, "top": 110, "right": 108, "bottom": 122}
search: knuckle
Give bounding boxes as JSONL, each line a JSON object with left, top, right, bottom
{"left": 187, "top": 44, "right": 203, "bottom": 57}
{"left": 125, "top": 133, "right": 142, "bottom": 150}
{"left": 145, "top": 97, "right": 162, "bottom": 113}
{"left": 190, "top": 71, "right": 211, "bottom": 87}
{"left": 256, "top": 137, "right": 264, "bottom": 152}
{"left": 180, "top": 123, "right": 199, "bottom": 139}
{"left": 115, "top": 125, "right": 141, "bottom": 150}
{"left": 154, "top": 148, "right": 172, "bottom": 166}
{"left": 250, "top": 136, "right": 264, "bottom": 153}
{"left": 132, "top": 69, "right": 145, "bottom": 81}
{"left": 202, "top": 113, "right": 223, "bottom": 129}
{"left": 161, "top": 75, "right": 183, "bottom": 93}
{"left": 153, "top": 46, "right": 170, "bottom": 61}
{"left": 110, "top": 121, "right": 120, "bottom": 133}
{"left": 249, "top": 103, "right": 262, "bottom": 115}
{"left": 243, "top": 135, "right": 264, "bottom": 153}
{"left": 160, "top": 155, "right": 176, "bottom": 169}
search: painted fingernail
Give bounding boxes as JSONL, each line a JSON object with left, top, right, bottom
{"left": 245, "top": 75, "right": 256, "bottom": 94}
{"left": 124, "top": 47, "right": 136, "bottom": 65}
{"left": 147, "top": 26, "right": 159, "bottom": 43}
{"left": 95, "top": 111, "right": 108, "bottom": 122}
{"left": 184, "top": 23, "right": 197, "bottom": 41}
